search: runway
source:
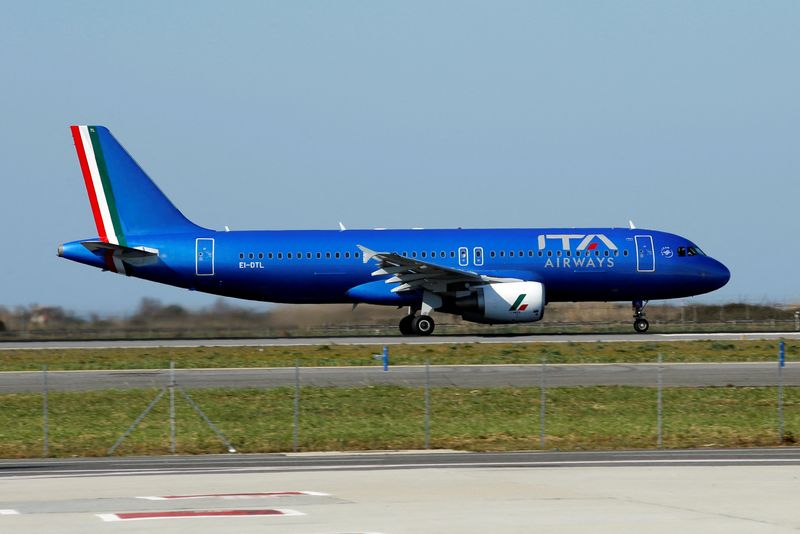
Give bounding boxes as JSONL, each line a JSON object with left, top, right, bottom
{"left": 2, "top": 330, "right": 799, "bottom": 350}
{"left": 2, "top": 448, "right": 800, "bottom": 477}
{"left": 1, "top": 362, "right": 798, "bottom": 392}
{"left": 1, "top": 449, "right": 799, "bottom": 533}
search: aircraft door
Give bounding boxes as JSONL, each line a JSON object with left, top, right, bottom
{"left": 196, "top": 238, "right": 215, "bottom": 276}
{"left": 634, "top": 235, "right": 655, "bottom": 272}
{"left": 473, "top": 247, "right": 484, "bottom": 266}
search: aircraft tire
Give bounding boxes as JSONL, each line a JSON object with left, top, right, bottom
{"left": 399, "top": 314, "right": 415, "bottom": 335}
{"left": 412, "top": 315, "right": 435, "bottom": 336}
{"left": 633, "top": 318, "right": 649, "bottom": 333}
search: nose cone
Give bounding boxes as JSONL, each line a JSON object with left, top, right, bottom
{"left": 704, "top": 258, "right": 731, "bottom": 291}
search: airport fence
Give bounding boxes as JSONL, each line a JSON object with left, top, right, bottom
{"left": 3, "top": 346, "right": 798, "bottom": 458}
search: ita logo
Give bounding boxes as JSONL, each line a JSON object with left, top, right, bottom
{"left": 509, "top": 294, "right": 528, "bottom": 312}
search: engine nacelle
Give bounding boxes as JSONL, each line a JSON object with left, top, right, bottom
{"left": 458, "top": 281, "right": 545, "bottom": 324}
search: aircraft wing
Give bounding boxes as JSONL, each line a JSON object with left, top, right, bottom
{"left": 357, "top": 245, "right": 519, "bottom": 294}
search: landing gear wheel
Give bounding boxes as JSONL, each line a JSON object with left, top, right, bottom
{"left": 633, "top": 318, "right": 650, "bottom": 333}
{"left": 398, "top": 314, "right": 415, "bottom": 336}
{"left": 412, "top": 315, "right": 435, "bottom": 336}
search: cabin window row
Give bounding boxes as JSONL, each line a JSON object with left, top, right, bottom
{"left": 237, "top": 249, "right": 629, "bottom": 261}
{"left": 239, "top": 251, "right": 361, "bottom": 260}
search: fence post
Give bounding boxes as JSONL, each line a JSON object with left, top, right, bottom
{"left": 293, "top": 359, "right": 300, "bottom": 452}
{"left": 43, "top": 364, "right": 49, "bottom": 458}
{"left": 657, "top": 353, "right": 663, "bottom": 449}
{"left": 424, "top": 359, "right": 430, "bottom": 450}
{"left": 540, "top": 357, "right": 546, "bottom": 449}
{"left": 778, "top": 341, "right": 785, "bottom": 442}
{"left": 169, "top": 361, "right": 176, "bottom": 454}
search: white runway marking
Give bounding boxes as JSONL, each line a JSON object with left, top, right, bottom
{"left": 137, "top": 490, "right": 329, "bottom": 500}
{"left": 0, "top": 510, "right": 20, "bottom": 515}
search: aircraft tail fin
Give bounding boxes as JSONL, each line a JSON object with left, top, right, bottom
{"left": 69, "top": 125, "right": 202, "bottom": 245}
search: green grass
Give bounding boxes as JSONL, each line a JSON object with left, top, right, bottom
{"left": 1, "top": 385, "right": 797, "bottom": 458}
{"left": 0, "top": 340, "right": 795, "bottom": 371}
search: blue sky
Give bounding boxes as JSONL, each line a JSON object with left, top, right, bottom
{"left": 1, "top": 1, "right": 798, "bottom": 313}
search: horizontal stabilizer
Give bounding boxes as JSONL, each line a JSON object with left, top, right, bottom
{"left": 82, "top": 241, "right": 159, "bottom": 267}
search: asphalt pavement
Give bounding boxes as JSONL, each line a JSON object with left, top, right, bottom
{"left": 0, "top": 362, "right": 797, "bottom": 392}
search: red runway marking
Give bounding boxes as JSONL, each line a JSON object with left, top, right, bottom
{"left": 97, "top": 509, "right": 303, "bottom": 521}
{"left": 137, "top": 490, "right": 328, "bottom": 500}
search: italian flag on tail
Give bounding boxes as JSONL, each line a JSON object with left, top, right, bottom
{"left": 70, "top": 125, "right": 127, "bottom": 274}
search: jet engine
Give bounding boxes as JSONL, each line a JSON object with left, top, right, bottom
{"left": 455, "top": 281, "right": 545, "bottom": 324}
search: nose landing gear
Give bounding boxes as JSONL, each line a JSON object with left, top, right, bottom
{"left": 632, "top": 300, "right": 649, "bottom": 333}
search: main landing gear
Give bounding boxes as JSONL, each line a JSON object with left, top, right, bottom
{"left": 632, "top": 300, "right": 649, "bottom": 333}
{"left": 399, "top": 308, "right": 435, "bottom": 336}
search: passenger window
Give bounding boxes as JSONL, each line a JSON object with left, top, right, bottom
{"left": 440, "top": 251, "right": 446, "bottom": 258}
{"left": 402, "top": 252, "right": 408, "bottom": 257}
{"left": 421, "top": 252, "right": 427, "bottom": 258}
{"left": 500, "top": 251, "right": 505, "bottom": 257}
{"left": 450, "top": 251, "right": 455, "bottom": 258}
{"left": 326, "top": 252, "right": 331, "bottom": 259}
{"left": 258, "top": 252, "right": 264, "bottom": 259}
{"left": 412, "top": 252, "right": 417, "bottom": 258}
{"left": 557, "top": 251, "right": 562, "bottom": 257}
{"left": 335, "top": 252, "right": 341, "bottom": 259}
{"left": 355, "top": 252, "right": 360, "bottom": 258}
{"left": 510, "top": 251, "right": 514, "bottom": 257}
{"left": 547, "top": 251, "right": 552, "bottom": 257}
{"left": 604, "top": 250, "right": 609, "bottom": 257}
{"left": 565, "top": 251, "right": 570, "bottom": 257}
{"left": 306, "top": 252, "right": 312, "bottom": 259}
{"left": 519, "top": 250, "right": 523, "bottom": 257}
{"left": 490, "top": 251, "right": 496, "bottom": 258}
{"left": 278, "top": 253, "right": 283, "bottom": 259}
{"left": 248, "top": 253, "right": 254, "bottom": 259}
{"left": 316, "top": 252, "right": 321, "bottom": 259}
{"left": 269, "top": 252, "right": 274, "bottom": 259}
{"left": 345, "top": 252, "right": 350, "bottom": 259}
{"left": 623, "top": 250, "right": 628, "bottom": 257}
{"left": 538, "top": 251, "right": 543, "bottom": 257}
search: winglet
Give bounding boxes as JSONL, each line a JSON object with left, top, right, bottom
{"left": 628, "top": 220, "right": 637, "bottom": 230}
{"left": 339, "top": 222, "right": 347, "bottom": 231}
{"left": 356, "top": 244, "right": 377, "bottom": 263}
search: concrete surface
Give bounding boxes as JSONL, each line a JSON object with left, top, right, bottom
{"left": 1, "top": 449, "right": 799, "bottom": 533}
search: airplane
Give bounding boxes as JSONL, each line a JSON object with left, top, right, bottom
{"left": 58, "top": 126, "right": 730, "bottom": 335}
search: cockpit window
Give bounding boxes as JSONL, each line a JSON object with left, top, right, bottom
{"left": 679, "top": 246, "right": 706, "bottom": 257}
{"left": 687, "top": 246, "right": 706, "bottom": 256}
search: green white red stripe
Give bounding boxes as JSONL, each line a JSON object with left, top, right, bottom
{"left": 509, "top": 294, "right": 528, "bottom": 312}
{"left": 70, "top": 125, "right": 126, "bottom": 247}
{"left": 70, "top": 125, "right": 127, "bottom": 274}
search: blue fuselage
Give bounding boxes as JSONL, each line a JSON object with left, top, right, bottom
{"left": 60, "top": 227, "right": 730, "bottom": 305}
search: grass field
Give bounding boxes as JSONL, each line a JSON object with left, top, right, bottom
{"left": 0, "top": 385, "right": 797, "bottom": 458}
{"left": 0, "top": 339, "right": 793, "bottom": 371}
